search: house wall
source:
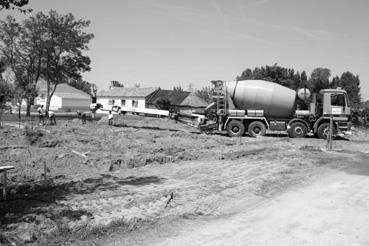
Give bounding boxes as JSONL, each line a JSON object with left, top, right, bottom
{"left": 35, "top": 94, "right": 62, "bottom": 110}
{"left": 97, "top": 97, "right": 146, "bottom": 111}
{"left": 61, "top": 98, "right": 91, "bottom": 111}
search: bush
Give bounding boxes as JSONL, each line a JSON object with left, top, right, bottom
{"left": 24, "top": 128, "right": 44, "bottom": 145}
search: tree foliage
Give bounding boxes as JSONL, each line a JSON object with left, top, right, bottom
{"left": 68, "top": 78, "right": 92, "bottom": 96}
{"left": 0, "top": 15, "right": 41, "bottom": 116}
{"left": 0, "top": 0, "right": 31, "bottom": 13}
{"left": 195, "top": 86, "right": 213, "bottom": 104}
{"left": 155, "top": 98, "right": 172, "bottom": 110}
{"left": 237, "top": 64, "right": 305, "bottom": 90}
{"left": 110, "top": 80, "right": 124, "bottom": 88}
{"left": 0, "top": 11, "right": 93, "bottom": 112}
{"left": 338, "top": 72, "right": 361, "bottom": 110}
{"left": 173, "top": 86, "right": 183, "bottom": 92}
{"left": 0, "top": 64, "right": 13, "bottom": 127}
{"left": 0, "top": 73, "right": 13, "bottom": 109}
{"left": 308, "top": 67, "right": 331, "bottom": 93}
{"left": 37, "top": 10, "right": 93, "bottom": 111}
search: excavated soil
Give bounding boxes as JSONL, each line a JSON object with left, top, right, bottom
{"left": 0, "top": 115, "right": 368, "bottom": 245}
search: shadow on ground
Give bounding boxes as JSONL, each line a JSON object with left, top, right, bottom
{"left": 343, "top": 154, "right": 369, "bottom": 176}
{"left": 0, "top": 174, "right": 165, "bottom": 226}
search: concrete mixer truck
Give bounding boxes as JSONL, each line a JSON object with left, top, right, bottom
{"left": 199, "top": 80, "right": 351, "bottom": 139}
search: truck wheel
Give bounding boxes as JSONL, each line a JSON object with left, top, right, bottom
{"left": 289, "top": 122, "right": 307, "bottom": 138}
{"left": 317, "top": 122, "right": 336, "bottom": 139}
{"left": 248, "top": 121, "right": 266, "bottom": 137}
{"left": 226, "top": 120, "right": 245, "bottom": 137}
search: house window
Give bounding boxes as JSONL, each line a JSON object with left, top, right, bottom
{"left": 132, "top": 100, "right": 138, "bottom": 108}
{"left": 108, "top": 99, "right": 115, "bottom": 106}
{"left": 121, "top": 100, "right": 126, "bottom": 106}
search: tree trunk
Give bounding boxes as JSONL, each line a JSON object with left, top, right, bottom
{"left": 46, "top": 80, "right": 51, "bottom": 112}
{"left": 0, "top": 109, "right": 3, "bottom": 128}
{"left": 26, "top": 99, "right": 31, "bottom": 117}
{"left": 46, "top": 82, "right": 58, "bottom": 112}
{"left": 18, "top": 104, "right": 21, "bottom": 122}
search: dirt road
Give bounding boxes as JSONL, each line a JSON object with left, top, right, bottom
{"left": 149, "top": 169, "right": 369, "bottom": 246}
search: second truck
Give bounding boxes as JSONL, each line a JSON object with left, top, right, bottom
{"left": 199, "top": 80, "right": 351, "bottom": 139}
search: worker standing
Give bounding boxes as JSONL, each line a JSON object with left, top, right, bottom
{"left": 108, "top": 111, "right": 113, "bottom": 126}
{"left": 37, "top": 105, "right": 45, "bottom": 125}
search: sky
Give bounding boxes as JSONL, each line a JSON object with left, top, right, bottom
{"left": 2, "top": 0, "right": 369, "bottom": 99}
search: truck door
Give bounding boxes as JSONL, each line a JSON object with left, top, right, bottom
{"left": 329, "top": 93, "right": 350, "bottom": 116}
{"left": 330, "top": 94, "right": 345, "bottom": 115}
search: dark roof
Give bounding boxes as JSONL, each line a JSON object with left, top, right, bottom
{"left": 97, "top": 87, "right": 159, "bottom": 97}
{"left": 148, "top": 89, "right": 208, "bottom": 108}
{"left": 37, "top": 80, "right": 91, "bottom": 99}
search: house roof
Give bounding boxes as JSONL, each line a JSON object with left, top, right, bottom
{"left": 180, "top": 93, "right": 208, "bottom": 107}
{"left": 97, "top": 87, "right": 159, "bottom": 98}
{"left": 148, "top": 89, "right": 208, "bottom": 108}
{"left": 37, "top": 80, "right": 91, "bottom": 100}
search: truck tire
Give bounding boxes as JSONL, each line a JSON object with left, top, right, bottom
{"left": 317, "top": 122, "right": 336, "bottom": 139}
{"left": 289, "top": 122, "right": 308, "bottom": 138}
{"left": 226, "top": 120, "right": 245, "bottom": 137}
{"left": 248, "top": 121, "right": 266, "bottom": 137}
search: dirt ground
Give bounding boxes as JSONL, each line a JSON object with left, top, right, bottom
{"left": 0, "top": 114, "right": 368, "bottom": 245}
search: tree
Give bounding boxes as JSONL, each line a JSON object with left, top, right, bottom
{"left": 339, "top": 72, "right": 361, "bottom": 110}
{"left": 38, "top": 10, "right": 94, "bottom": 111}
{"left": 173, "top": 86, "right": 183, "bottom": 92}
{"left": 0, "top": 15, "right": 42, "bottom": 116}
{"left": 237, "top": 68, "right": 253, "bottom": 80}
{"left": 0, "top": 63, "right": 13, "bottom": 127}
{"left": 68, "top": 78, "right": 92, "bottom": 95}
{"left": 300, "top": 71, "right": 308, "bottom": 86}
{"left": 155, "top": 98, "right": 172, "bottom": 110}
{"left": 330, "top": 75, "right": 340, "bottom": 89}
{"left": 237, "top": 64, "right": 303, "bottom": 90}
{"left": 0, "top": 0, "right": 31, "bottom": 13}
{"left": 195, "top": 86, "right": 213, "bottom": 104}
{"left": 134, "top": 83, "right": 141, "bottom": 88}
{"left": 308, "top": 67, "right": 331, "bottom": 93}
{"left": 110, "top": 80, "right": 124, "bottom": 88}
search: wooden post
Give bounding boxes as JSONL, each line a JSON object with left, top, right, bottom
{"left": 43, "top": 159, "right": 47, "bottom": 181}
{"left": 2, "top": 171, "right": 7, "bottom": 198}
{"left": 328, "top": 115, "right": 333, "bottom": 150}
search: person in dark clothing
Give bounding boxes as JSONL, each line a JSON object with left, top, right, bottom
{"left": 47, "top": 111, "right": 56, "bottom": 125}
{"left": 81, "top": 112, "right": 87, "bottom": 124}
{"left": 37, "top": 105, "right": 45, "bottom": 125}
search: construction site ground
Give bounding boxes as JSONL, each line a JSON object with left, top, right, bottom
{"left": 0, "top": 114, "right": 368, "bottom": 245}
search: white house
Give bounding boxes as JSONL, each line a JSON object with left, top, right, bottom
{"left": 96, "top": 87, "right": 159, "bottom": 111}
{"left": 35, "top": 80, "right": 92, "bottom": 111}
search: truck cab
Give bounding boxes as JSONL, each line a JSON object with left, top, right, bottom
{"left": 313, "top": 89, "right": 351, "bottom": 138}
{"left": 321, "top": 89, "right": 351, "bottom": 117}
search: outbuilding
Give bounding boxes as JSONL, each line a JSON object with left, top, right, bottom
{"left": 96, "top": 87, "right": 159, "bottom": 111}
{"left": 147, "top": 89, "right": 208, "bottom": 113}
{"left": 35, "top": 81, "right": 92, "bottom": 111}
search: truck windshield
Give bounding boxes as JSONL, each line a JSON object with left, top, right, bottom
{"left": 331, "top": 94, "right": 346, "bottom": 107}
